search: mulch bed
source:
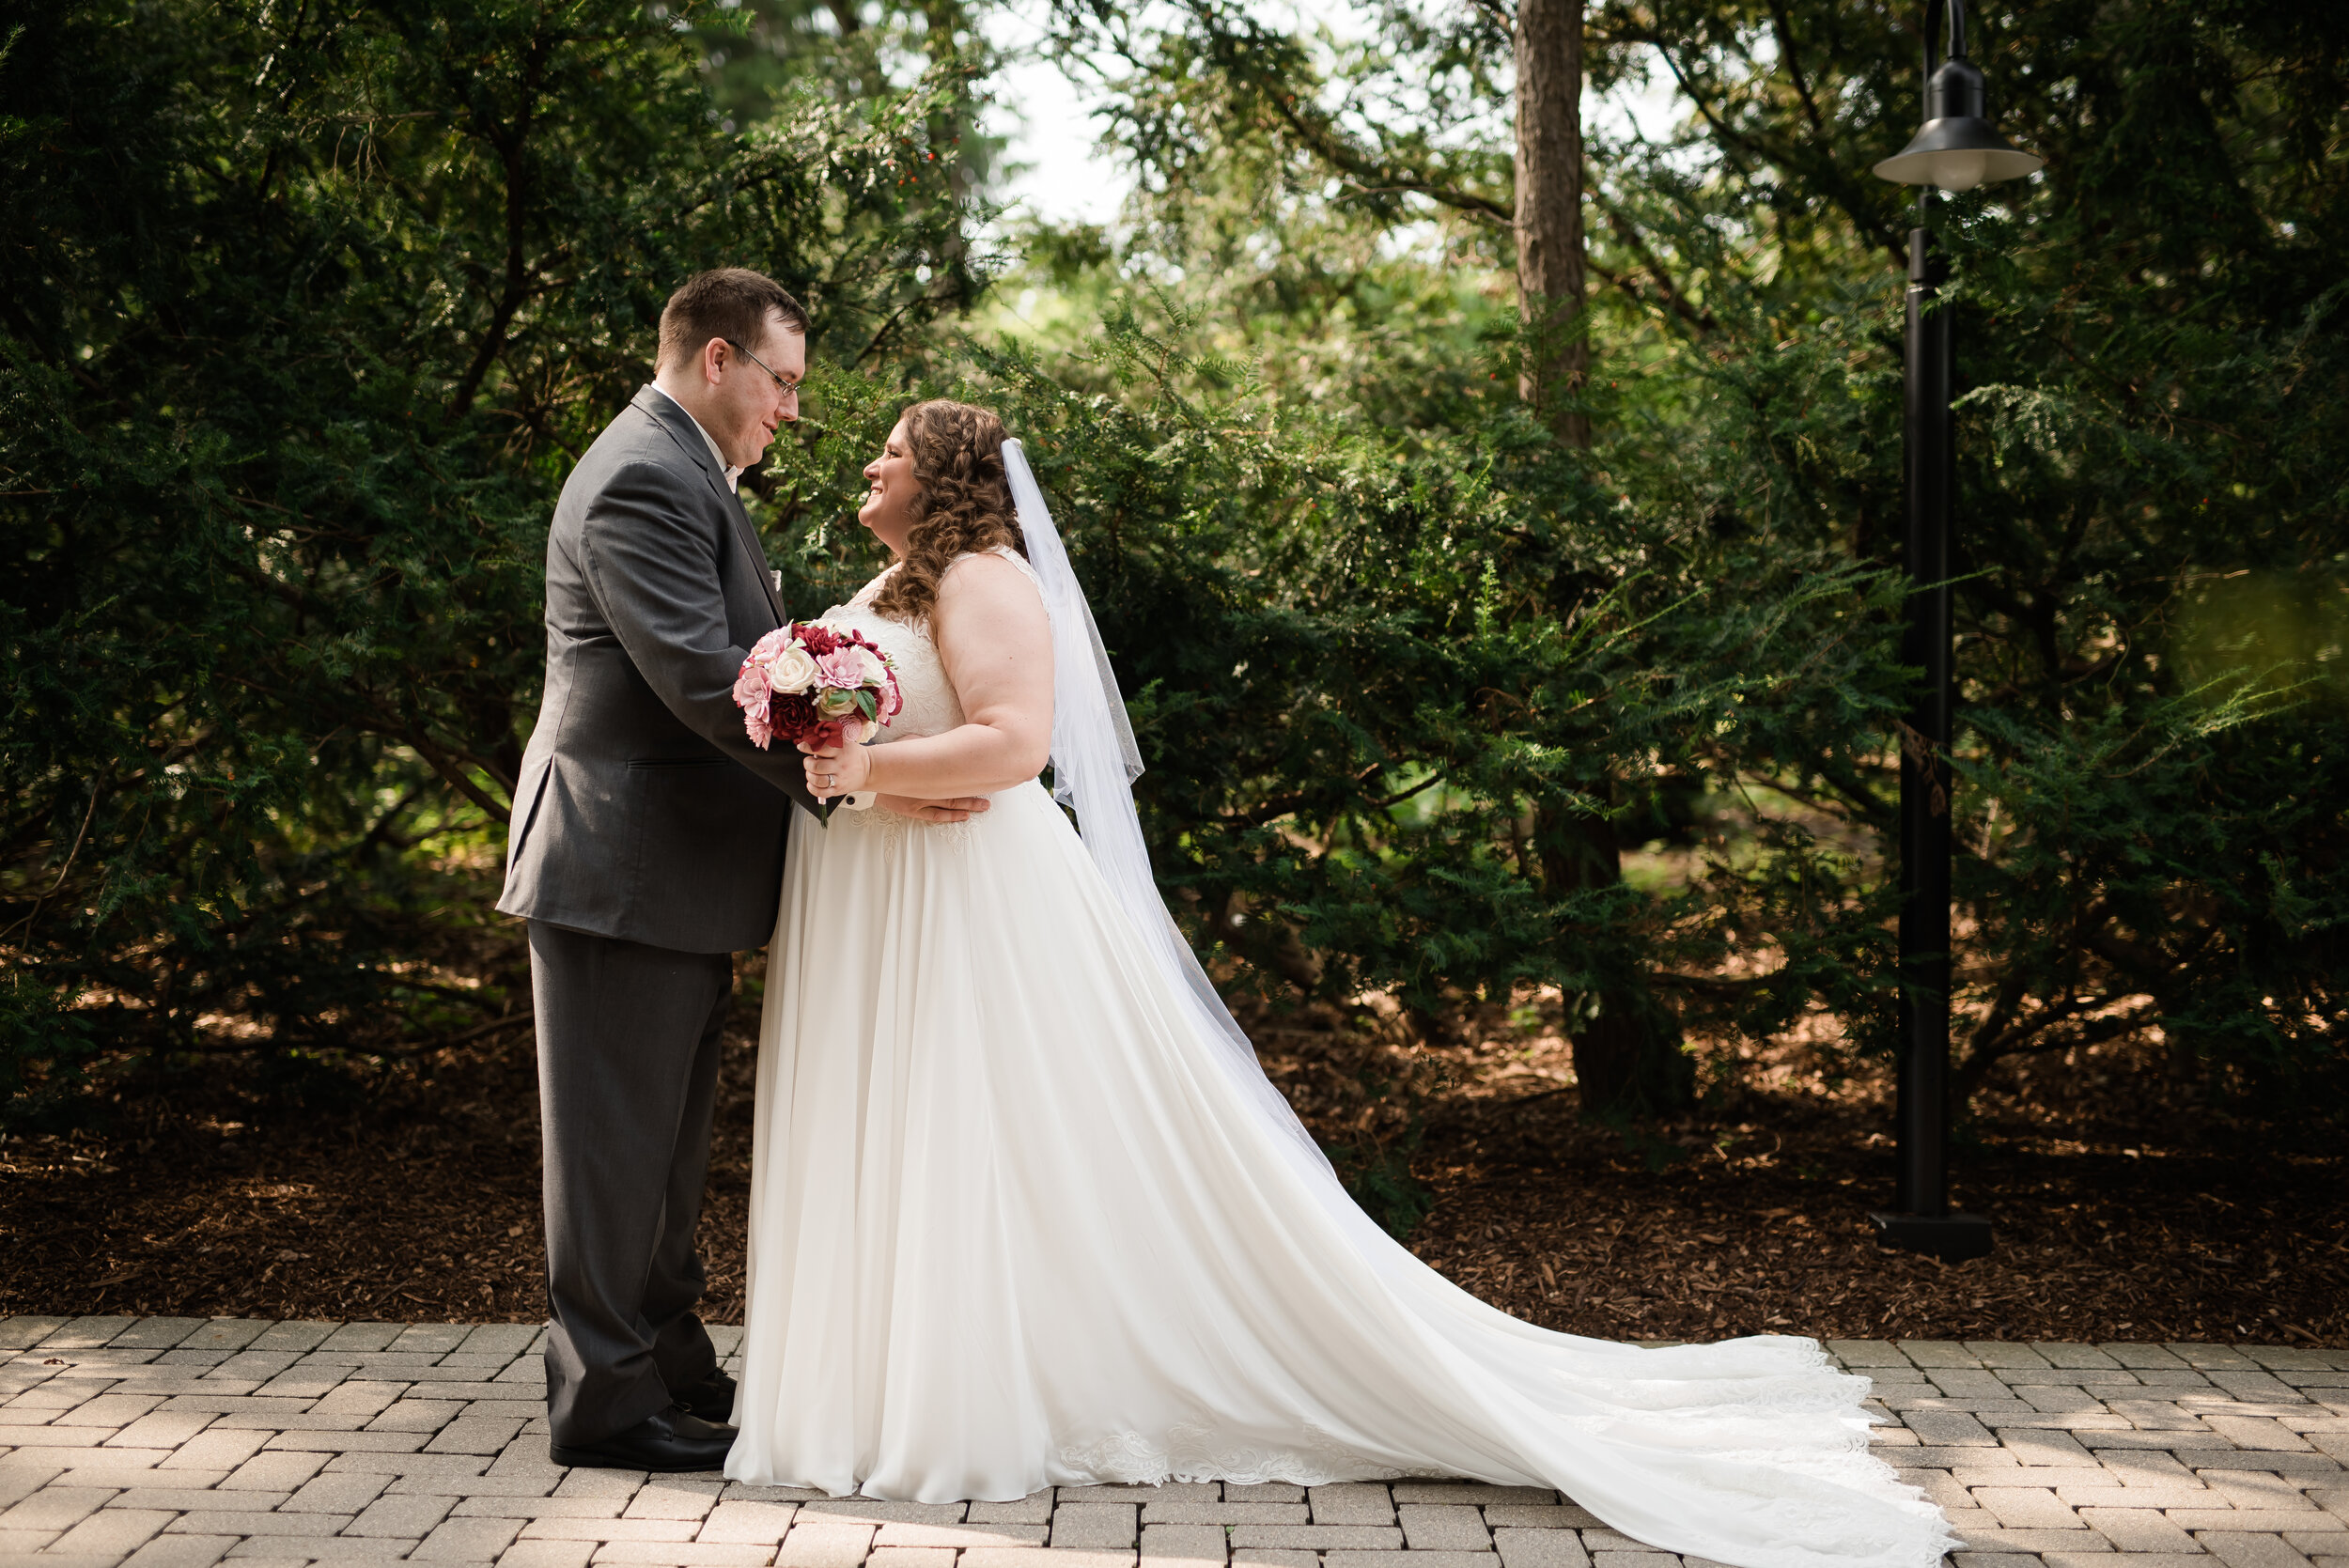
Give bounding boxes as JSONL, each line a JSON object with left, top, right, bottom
{"left": 3, "top": 990, "right": 2342, "bottom": 1347}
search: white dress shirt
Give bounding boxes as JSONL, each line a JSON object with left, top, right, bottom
{"left": 649, "top": 383, "right": 744, "bottom": 490}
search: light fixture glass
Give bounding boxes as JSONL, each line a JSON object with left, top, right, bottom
{"left": 1874, "top": 132, "right": 2042, "bottom": 191}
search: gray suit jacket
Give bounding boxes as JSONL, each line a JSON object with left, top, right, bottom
{"left": 497, "top": 387, "right": 822, "bottom": 954}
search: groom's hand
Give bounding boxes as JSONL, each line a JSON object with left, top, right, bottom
{"left": 877, "top": 794, "right": 992, "bottom": 824}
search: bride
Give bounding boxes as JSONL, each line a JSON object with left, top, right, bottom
{"left": 725, "top": 399, "right": 1953, "bottom": 1568}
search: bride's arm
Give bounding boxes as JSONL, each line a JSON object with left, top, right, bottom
{"left": 800, "top": 553, "right": 1053, "bottom": 801}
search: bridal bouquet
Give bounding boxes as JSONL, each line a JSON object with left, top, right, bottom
{"left": 734, "top": 623, "right": 903, "bottom": 752}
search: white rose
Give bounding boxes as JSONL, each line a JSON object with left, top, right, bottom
{"left": 766, "top": 644, "right": 819, "bottom": 693}
{"left": 851, "top": 644, "right": 889, "bottom": 686}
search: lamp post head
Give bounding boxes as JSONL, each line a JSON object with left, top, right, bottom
{"left": 1873, "top": 0, "right": 2044, "bottom": 191}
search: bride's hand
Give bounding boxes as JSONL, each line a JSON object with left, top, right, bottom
{"left": 797, "top": 736, "right": 873, "bottom": 800}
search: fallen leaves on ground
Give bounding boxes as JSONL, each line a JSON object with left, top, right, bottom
{"left": 2, "top": 1004, "right": 2340, "bottom": 1347}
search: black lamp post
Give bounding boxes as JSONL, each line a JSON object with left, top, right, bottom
{"left": 1865, "top": 0, "right": 2039, "bottom": 1265}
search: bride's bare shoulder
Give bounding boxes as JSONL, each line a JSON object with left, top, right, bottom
{"left": 939, "top": 550, "right": 1042, "bottom": 603}
{"left": 933, "top": 551, "right": 1049, "bottom": 644}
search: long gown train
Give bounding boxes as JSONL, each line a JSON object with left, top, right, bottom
{"left": 726, "top": 565, "right": 1952, "bottom": 1568}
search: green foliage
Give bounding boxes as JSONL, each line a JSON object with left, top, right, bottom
{"left": 762, "top": 299, "right": 1920, "bottom": 1084}
{"left": 1022, "top": 0, "right": 2349, "bottom": 1121}
{"left": 0, "top": 0, "right": 976, "bottom": 1114}
{"left": 1330, "top": 1122, "right": 1438, "bottom": 1241}
{"left": 4, "top": 0, "right": 2341, "bottom": 1141}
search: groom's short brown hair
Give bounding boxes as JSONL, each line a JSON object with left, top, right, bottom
{"left": 657, "top": 269, "right": 809, "bottom": 368}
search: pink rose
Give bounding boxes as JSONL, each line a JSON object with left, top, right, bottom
{"left": 733, "top": 660, "right": 770, "bottom": 713}
{"left": 815, "top": 647, "right": 866, "bottom": 689}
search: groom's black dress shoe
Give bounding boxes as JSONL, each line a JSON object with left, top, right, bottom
{"left": 675, "top": 1369, "right": 737, "bottom": 1425}
{"left": 549, "top": 1405, "right": 736, "bottom": 1472}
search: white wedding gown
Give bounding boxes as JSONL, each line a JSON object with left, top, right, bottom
{"left": 728, "top": 552, "right": 1953, "bottom": 1568}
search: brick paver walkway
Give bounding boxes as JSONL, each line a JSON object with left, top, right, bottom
{"left": 0, "top": 1317, "right": 2342, "bottom": 1568}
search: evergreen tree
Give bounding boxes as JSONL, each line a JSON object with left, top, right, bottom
{"left": 4, "top": 0, "right": 2340, "bottom": 1146}
{"left": 1015, "top": 0, "right": 2349, "bottom": 1121}
{"left": 0, "top": 0, "right": 973, "bottom": 1110}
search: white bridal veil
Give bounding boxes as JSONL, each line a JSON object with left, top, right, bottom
{"left": 1000, "top": 438, "right": 1333, "bottom": 1171}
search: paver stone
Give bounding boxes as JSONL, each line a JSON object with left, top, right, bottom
{"left": 1139, "top": 1502, "right": 1302, "bottom": 1526}
{"left": 1327, "top": 1553, "right": 1497, "bottom": 1568}
{"left": 1139, "top": 1523, "right": 1227, "bottom": 1565}
{"left": 498, "top": 1543, "right": 598, "bottom": 1568}
{"left": 774, "top": 1518, "right": 877, "bottom": 1568}
{"left": 1484, "top": 1507, "right": 1607, "bottom": 1530}
{"left": 1054, "top": 1502, "right": 1141, "bottom": 1548}
{"left": 111, "top": 1320, "right": 212, "bottom": 1351}
{"left": 521, "top": 1518, "right": 703, "bottom": 1543}
{"left": 2083, "top": 1506, "right": 2201, "bottom": 1551}
{"left": 867, "top": 1548, "right": 957, "bottom": 1568}
{"left": 349, "top": 1490, "right": 460, "bottom": 1536}
{"left": 1907, "top": 1411, "right": 1999, "bottom": 1446}
{"left": 121, "top": 1533, "right": 241, "bottom": 1568}
{"left": 0, "top": 1483, "right": 117, "bottom": 1531}
{"left": 164, "top": 1430, "right": 271, "bottom": 1474}
{"left": 1392, "top": 1484, "right": 1558, "bottom": 1507}
{"left": 50, "top": 1503, "right": 175, "bottom": 1554}
{"left": 413, "top": 1514, "right": 528, "bottom": 1561}
{"left": 625, "top": 1480, "right": 724, "bottom": 1521}
{"left": 247, "top": 1323, "right": 339, "bottom": 1353}
{"left": 2202, "top": 1470, "right": 2326, "bottom": 1510}
{"left": 1973, "top": 1486, "right": 2087, "bottom": 1529}
{"left": 1493, "top": 1528, "right": 1592, "bottom": 1568}
{"left": 1226, "top": 1525, "right": 1403, "bottom": 1549}
{"left": 1306, "top": 1484, "right": 1394, "bottom": 1525}
{"left": 2199, "top": 1534, "right": 2319, "bottom": 1568}
{"left": 41, "top": 1317, "right": 142, "bottom": 1350}
{"left": 970, "top": 1493, "right": 1053, "bottom": 1524}
{"left": 699, "top": 1502, "right": 800, "bottom": 1545}
{"left": 223, "top": 1531, "right": 420, "bottom": 1559}
{"left": 283, "top": 1469, "right": 391, "bottom": 1513}
{"left": 1400, "top": 1504, "right": 1493, "bottom": 1549}
{"left": 0, "top": 1315, "right": 73, "bottom": 1350}
{"left": 963, "top": 1552, "right": 1136, "bottom": 1568}
{"left": 555, "top": 1468, "right": 654, "bottom": 1500}
{"left": 449, "top": 1495, "right": 628, "bottom": 1520}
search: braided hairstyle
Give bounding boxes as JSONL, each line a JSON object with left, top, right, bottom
{"left": 867, "top": 399, "right": 1027, "bottom": 625}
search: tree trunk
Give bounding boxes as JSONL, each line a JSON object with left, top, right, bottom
{"left": 1533, "top": 800, "right": 1694, "bottom": 1117}
{"left": 921, "top": 0, "right": 974, "bottom": 285}
{"left": 1513, "top": 0, "right": 1589, "bottom": 448}
{"left": 1513, "top": 0, "right": 1690, "bottom": 1114}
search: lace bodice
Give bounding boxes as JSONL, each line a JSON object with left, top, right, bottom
{"left": 814, "top": 548, "right": 1040, "bottom": 745}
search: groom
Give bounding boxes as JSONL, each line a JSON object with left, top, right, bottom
{"left": 498, "top": 268, "right": 982, "bottom": 1471}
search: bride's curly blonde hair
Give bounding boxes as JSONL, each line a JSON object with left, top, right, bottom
{"left": 867, "top": 399, "right": 1026, "bottom": 625}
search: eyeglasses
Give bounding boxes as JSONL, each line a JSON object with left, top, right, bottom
{"left": 723, "top": 338, "right": 802, "bottom": 400}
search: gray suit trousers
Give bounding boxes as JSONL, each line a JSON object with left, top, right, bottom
{"left": 529, "top": 920, "right": 733, "bottom": 1445}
